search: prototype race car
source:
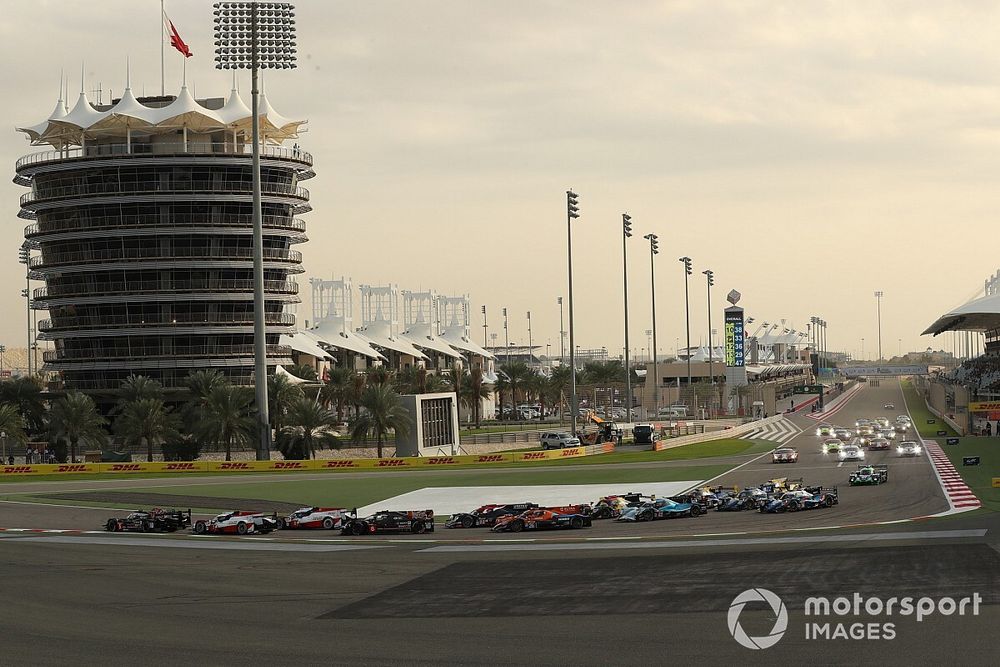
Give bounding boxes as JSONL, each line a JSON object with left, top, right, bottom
{"left": 342, "top": 510, "right": 435, "bottom": 535}
{"left": 883, "top": 403, "right": 895, "bottom": 410}
{"left": 849, "top": 464, "right": 888, "bottom": 486}
{"left": 616, "top": 498, "right": 703, "bottom": 521}
{"left": 772, "top": 447, "right": 799, "bottom": 463}
{"left": 105, "top": 508, "right": 191, "bottom": 533}
{"left": 670, "top": 488, "right": 723, "bottom": 510}
{"left": 280, "top": 507, "right": 353, "bottom": 530}
{"left": 896, "top": 441, "right": 922, "bottom": 457}
{"left": 445, "top": 502, "right": 538, "bottom": 528}
{"left": 760, "top": 477, "right": 804, "bottom": 493}
{"left": 759, "top": 487, "right": 838, "bottom": 513}
{"left": 491, "top": 507, "right": 592, "bottom": 532}
{"left": 717, "top": 488, "right": 768, "bottom": 511}
{"left": 193, "top": 511, "right": 280, "bottom": 535}
{"left": 822, "top": 439, "right": 843, "bottom": 453}
{"left": 590, "top": 494, "right": 645, "bottom": 519}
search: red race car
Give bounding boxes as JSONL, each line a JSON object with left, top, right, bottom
{"left": 280, "top": 507, "right": 353, "bottom": 530}
{"left": 771, "top": 447, "right": 799, "bottom": 463}
{"left": 192, "top": 511, "right": 279, "bottom": 535}
{"left": 491, "top": 507, "right": 592, "bottom": 533}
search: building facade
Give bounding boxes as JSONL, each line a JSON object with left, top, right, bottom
{"left": 16, "top": 84, "right": 311, "bottom": 392}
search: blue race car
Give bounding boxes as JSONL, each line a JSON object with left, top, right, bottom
{"left": 716, "top": 488, "right": 768, "bottom": 512}
{"left": 759, "top": 487, "right": 838, "bottom": 513}
{"left": 615, "top": 498, "right": 703, "bottom": 521}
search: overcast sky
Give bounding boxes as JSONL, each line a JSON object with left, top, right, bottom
{"left": 4, "top": 1, "right": 1000, "bottom": 362}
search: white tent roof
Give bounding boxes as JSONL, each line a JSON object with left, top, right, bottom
{"left": 356, "top": 320, "right": 429, "bottom": 360}
{"left": 87, "top": 86, "right": 155, "bottom": 136}
{"left": 923, "top": 292, "right": 1000, "bottom": 335}
{"left": 17, "top": 95, "right": 67, "bottom": 143}
{"left": 217, "top": 87, "right": 253, "bottom": 126}
{"left": 401, "top": 323, "right": 463, "bottom": 359}
{"left": 276, "top": 365, "right": 310, "bottom": 384}
{"left": 439, "top": 325, "right": 495, "bottom": 360}
{"left": 150, "top": 86, "right": 224, "bottom": 130}
{"left": 309, "top": 320, "right": 384, "bottom": 360}
{"left": 280, "top": 331, "right": 335, "bottom": 361}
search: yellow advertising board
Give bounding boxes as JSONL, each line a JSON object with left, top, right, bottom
{"left": 314, "top": 458, "right": 375, "bottom": 471}
{"left": 993, "top": 478, "right": 1000, "bottom": 488}
{"left": 968, "top": 401, "right": 1000, "bottom": 412}
{"left": 204, "top": 460, "right": 315, "bottom": 473}
{"left": 0, "top": 463, "right": 101, "bottom": 475}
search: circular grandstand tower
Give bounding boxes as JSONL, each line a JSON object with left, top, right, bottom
{"left": 15, "top": 80, "right": 313, "bottom": 392}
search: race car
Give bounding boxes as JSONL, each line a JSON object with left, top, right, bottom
{"left": 670, "top": 488, "right": 723, "bottom": 510}
{"left": 896, "top": 441, "right": 922, "bottom": 457}
{"left": 590, "top": 494, "right": 645, "bottom": 519}
{"left": 839, "top": 444, "right": 865, "bottom": 461}
{"left": 883, "top": 403, "right": 895, "bottom": 410}
{"left": 760, "top": 477, "right": 804, "bottom": 493}
{"left": 772, "top": 447, "right": 799, "bottom": 463}
{"left": 867, "top": 437, "right": 891, "bottom": 451}
{"left": 341, "top": 510, "right": 435, "bottom": 535}
{"left": 617, "top": 497, "right": 703, "bottom": 521}
{"left": 816, "top": 423, "right": 834, "bottom": 437}
{"left": 855, "top": 418, "right": 872, "bottom": 429}
{"left": 834, "top": 428, "right": 853, "bottom": 441}
{"left": 105, "top": 508, "right": 191, "bottom": 533}
{"left": 849, "top": 464, "right": 888, "bottom": 486}
{"left": 894, "top": 419, "right": 911, "bottom": 433}
{"left": 717, "top": 487, "right": 769, "bottom": 511}
{"left": 491, "top": 507, "right": 592, "bottom": 532}
{"left": 874, "top": 417, "right": 891, "bottom": 429}
{"left": 759, "top": 487, "right": 838, "bottom": 513}
{"left": 192, "top": 511, "right": 280, "bottom": 535}
{"left": 280, "top": 507, "right": 353, "bottom": 530}
{"left": 445, "top": 502, "right": 538, "bottom": 528}
{"left": 822, "top": 439, "right": 843, "bottom": 454}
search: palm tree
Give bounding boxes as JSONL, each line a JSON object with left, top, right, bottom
{"left": 278, "top": 397, "right": 340, "bottom": 459}
{"left": 195, "top": 385, "right": 255, "bottom": 461}
{"left": 498, "top": 361, "right": 532, "bottom": 419}
{"left": 320, "top": 367, "right": 352, "bottom": 423}
{"left": 0, "top": 404, "right": 28, "bottom": 451}
{"left": 287, "top": 363, "right": 318, "bottom": 381}
{"left": 0, "top": 376, "right": 46, "bottom": 434}
{"left": 348, "top": 371, "right": 368, "bottom": 418}
{"left": 465, "top": 364, "right": 490, "bottom": 428}
{"left": 48, "top": 391, "right": 107, "bottom": 463}
{"left": 268, "top": 373, "right": 304, "bottom": 433}
{"left": 114, "top": 398, "right": 181, "bottom": 462}
{"left": 350, "top": 383, "right": 410, "bottom": 457}
{"left": 367, "top": 366, "right": 393, "bottom": 387}
{"left": 114, "top": 375, "right": 164, "bottom": 415}
{"left": 548, "top": 365, "right": 574, "bottom": 423}
{"left": 524, "top": 372, "right": 550, "bottom": 419}
{"left": 185, "top": 369, "right": 227, "bottom": 403}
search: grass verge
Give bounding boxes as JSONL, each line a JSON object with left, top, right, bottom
{"left": 900, "top": 379, "right": 959, "bottom": 439}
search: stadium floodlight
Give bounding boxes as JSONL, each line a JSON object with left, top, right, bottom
{"left": 566, "top": 190, "right": 581, "bottom": 434}
{"left": 213, "top": 2, "right": 298, "bottom": 460}
{"left": 703, "top": 269, "right": 715, "bottom": 395}
{"left": 679, "top": 257, "right": 693, "bottom": 391}
{"left": 643, "top": 233, "right": 660, "bottom": 416}
{"left": 622, "top": 213, "right": 633, "bottom": 422}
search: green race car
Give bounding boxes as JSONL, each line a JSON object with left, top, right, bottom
{"left": 822, "top": 439, "right": 842, "bottom": 454}
{"left": 849, "top": 464, "right": 888, "bottom": 486}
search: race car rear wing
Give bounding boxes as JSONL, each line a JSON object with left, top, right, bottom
{"left": 857, "top": 464, "right": 889, "bottom": 472}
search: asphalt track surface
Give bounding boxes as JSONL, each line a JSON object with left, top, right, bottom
{"left": 1, "top": 380, "right": 996, "bottom": 664}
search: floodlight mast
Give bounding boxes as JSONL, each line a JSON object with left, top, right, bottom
{"left": 214, "top": 2, "right": 298, "bottom": 460}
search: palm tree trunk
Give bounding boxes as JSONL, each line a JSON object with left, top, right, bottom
{"left": 70, "top": 437, "right": 77, "bottom": 464}
{"left": 336, "top": 397, "right": 344, "bottom": 424}
{"left": 147, "top": 435, "right": 153, "bottom": 463}
{"left": 225, "top": 434, "right": 232, "bottom": 462}
{"left": 376, "top": 433, "right": 383, "bottom": 459}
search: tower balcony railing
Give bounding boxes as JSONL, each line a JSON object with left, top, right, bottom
{"left": 38, "top": 312, "right": 296, "bottom": 332}
{"left": 24, "top": 214, "right": 305, "bottom": 237}
{"left": 16, "top": 142, "right": 312, "bottom": 170}
{"left": 30, "top": 247, "right": 302, "bottom": 269}
{"left": 34, "top": 278, "right": 299, "bottom": 300}
{"left": 21, "top": 181, "right": 309, "bottom": 206}
{"left": 44, "top": 343, "right": 290, "bottom": 363}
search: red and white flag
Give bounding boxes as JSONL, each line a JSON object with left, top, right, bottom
{"left": 164, "top": 12, "right": 193, "bottom": 58}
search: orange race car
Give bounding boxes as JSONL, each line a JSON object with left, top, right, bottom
{"left": 491, "top": 507, "right": 593, "bottom": 533}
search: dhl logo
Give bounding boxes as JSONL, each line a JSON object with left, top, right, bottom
{"left": 164, "top": 463, "right": 196, "bottom": 470}
{"left": 426, "top": 457, "right": 457, "bottom": 465}
{"left": 272, "top": 462, "right": 304, "bottom": 469}
{"left": 476, "top": 455, "right": 505, "bottom": 463}
{"left": 376, "top": 459, "right": 407, "bottom": 467}
{"left": 109, "top": 464, "right": 142, "bottom": 471}
{"left": 522, "top": 452, "right": 547, "bottom": 460}
{"left": 560, "top": 449, "right": 581, "bottom": 456}
{"left": 322, "top": 460, "right": 360, "bottom": 468}
{"left": 2, "top": 466, "right": 33, "bottom": 473}
{"left": 219, "top": 462, "right": 251, "bottom": 469}
{"left": 56, "top": 465, "right": 88, "bottom": 472}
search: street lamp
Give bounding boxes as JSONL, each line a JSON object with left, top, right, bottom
{"left": 481, "top": 305, "right": 488, "bottom": 348}
{"left": 526, "top": 311, "right": 532, "bottom": 365}
{"left": 702, "top": 269, "right": 714, "bottom": 412}
{"left": 622, "top": 213, "right": 633, "bottom": 422}
{"left": 502, "top": 307, "right": 509, "bottom": 366}
{"left": 557, "top": 296, "right": 565, "bottom": 363}
{"left": 679, "top": 256, "right": 693, "bottom": 394}
{"left": 213, "top": 1, "right": 297, "bottom": 461}
{"left": 645, "top": 329, "right": 652, "bottom": 364}
{"left": 874, "top": 291, "right": 883, "bottom": 362}
{"left": 643, "top": 233, "right": 659, "bottom": 417}
{"left": 566, "top": 189, "right": 580, "bottom": 435}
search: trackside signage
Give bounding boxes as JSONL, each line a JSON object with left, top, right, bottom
{"left": 727, "top": 589, "right": 982, "bottom": 649}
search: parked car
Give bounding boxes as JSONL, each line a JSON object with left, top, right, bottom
{"left": 632, "top": 423, "right": 659, "bottom": 445}
{"left": 539, "top": 432, "right": 581, "bottom": 449}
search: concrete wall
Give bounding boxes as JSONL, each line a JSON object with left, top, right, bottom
{"left": 654, "top": 414, "right": 785, "bottom": 451}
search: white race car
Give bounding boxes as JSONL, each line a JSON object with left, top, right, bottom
{"left": 839, "top": 444, "right": 865, "bottom": 461}
{"left": 192, "top": 511, "right": 280, "bottom": 535}
{"left": 281, "top": 507, "right": 353, "bottom": 530}
{"left": 896, "top": 441, "right": 922, "bottom": 457}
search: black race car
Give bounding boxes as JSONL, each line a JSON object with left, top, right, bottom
{"left": 105, "top": 508, "right": 192, "bottom": 533}
{"left": 446, "top": 503, "right": 538, "bottom": 528}
{"left": 342, "top": 510, "right": 435, "bottom": 535}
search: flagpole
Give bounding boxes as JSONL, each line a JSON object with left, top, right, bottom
{"left": 160, "top": 0, "right": 165, "bottom": 96}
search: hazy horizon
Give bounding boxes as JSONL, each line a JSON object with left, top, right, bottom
{"left": 4, "top": 1, "right": 999, "bottom": 364}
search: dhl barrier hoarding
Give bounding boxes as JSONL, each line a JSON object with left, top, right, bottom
{"left": 205, "top": 460, "right": 313, "bottom": 473}
{"left": 415, "top": 453, "right": 515, "bottom": 467}
{"left": 511, "top": 447, "right": 587, "bottom": 462}
{"left": 101, "top": 461, "right": 210, "bottom": 473}
{"left": 0, "top": 463, "right": 101, "bottom": 475}
{"left": 993, "top": 478, "right": 1000, "bottom": 488}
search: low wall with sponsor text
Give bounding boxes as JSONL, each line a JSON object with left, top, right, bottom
{"left": 652, "top": 414, "right": 784, "bottom": 452}
{"left": 0, "top": 445, "right": 598, "bottom": 477}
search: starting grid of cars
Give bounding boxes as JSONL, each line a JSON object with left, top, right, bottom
{"left": 98, "top": 410, "right": 924, "bottom": 539}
